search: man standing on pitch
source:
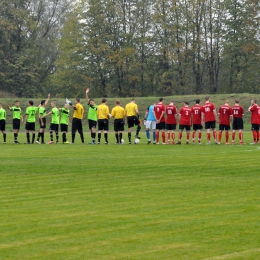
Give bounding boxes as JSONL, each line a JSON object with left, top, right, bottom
{"left": 59, "top": 103, "right": 70, "bottom": 144}
{"left": 24, "top": 100, "right": 38, "bottom": 144}
{"left": 125, "top": 99, "right": 141, "bottom": 144}
{"left": 144, "top": 103, "right": 156, "bottom": 144}
{"left": 166, "top": 100, "right": 178, "bottom": 144}
{"left": 7, "top": 100, "right": 23, "bottom": 143}
{"left": 191, "top": 99, "right": 203, "bottom": 144}
{"left": 86, "top": 88, "right": 98, "bottom": 144}
{"left": 0, "top": 103, "right": 7, "bottom": 143}
{"left": 46, "top": 102, "right": 59, "bottom": 144}
{"left": 153, "top": 97, "right": 166, "bottom": 144}
{"left": 111, "top": 100, "right": 125, "bottom": 144}
{"left": 201, "top": 96, "right": 217, "bottom": 145}
{"left": 248, "top": 99, "right": 260, "bottom": 144}
{"left": 97, "top": 98, "right": 110, "bottom": 144}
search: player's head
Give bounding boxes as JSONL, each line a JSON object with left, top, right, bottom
{"left": 75, "top": 98, "right": 80, "bottom": 104}
{"left": 41, "top": 100, "right": 45, "bottom": 105}
{"left": 28, "top": 100, "right": 34, "bottom": 106}
{"left": 235, "top": 99, "right": 239, "bottom": 104}
{"left": 115, "top": 100, "right": 120, "bottom": 105}
{"left": 89, "top": 99, "right": 95, "bottom": 106}
{"left": 159, "top": 97, "right": 164, "bottom": 103}
{"left": 170, "top": 99, "right": 174, "bottom": 104}
{"left": 102, "top": 98, "right": 107, "bottom": 104}
{"left": 184, "top": 101, "right": 189, "bottom": 105}
{"left": 225, "top": 100, "right": 230, "bottom": 105}
{"left": 64, "top": 103, "right": 69, "bottom": 109}
{"left": 205, "top": 96, "right": 210, "bottom": 101}
{"left": 51, "top": 102, "right": 56, "bottom": 108}
{"left": 251, "top": 99, "right": 256, "bottom": 105}
{"left": 131, "top": 98, "right": 135, "bottom": 103}
{"left": 15, "top": 100, "right": 20, "bottom": 107}
{"left": 196, "top": 99, "right": 200, "bottom": 104}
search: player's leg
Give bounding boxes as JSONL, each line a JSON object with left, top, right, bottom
{"left": 91, "top": 122, "right": 96, "bottom": 143}
{"left": 0, "top": 121, "right": 6, "bottom": 143}
{"left": 25, "top": 123, "right": 31, "bottom": 144}
{"left": 218, "top": 124, "right": 223, "bottom": 144}
{"left": 205, "top": 122, "right": 211, "bottom": 144}
{"left": 71, "top": 118, "right": 77, "bottom": 144}
{"left": 177, "top": 126, "right": 183, "bottom": 144}
{"left": 212, "top": 122, "right": 217, "bottom": 143}
{"left": 127, "top": 117, "right": 133, "bottom": 144}
{"left": 114, "top": 120, "right": 119, "bottom": 144}
{"left": 198, "top": 126, "right": 202, "bottom": 144}
{"left": 225, "top": 125, "right": 230, "bottom": 144}
{"left": 97, "top": 120, "right": 102, "bottom": 144}
{"left": 192, "top": 125, "right": 196, "bottom": 144}
{"left": 146, "top": 121, "right": 151, "bottom": 143}
{"left": 251, "top": 124, "right": 258, "bottom": 144}
{"left": 104, "top": 119, "right": 109, "bottom": 144}
{"left": 186, "top": 126, "right": 191, "bottom": 144}
{"left": 151, "top": 121, "right": 156, "bottom": 144}
{"left": 55, "top": 125, "right": 59, "bottom": 144}
{"left": 161, "top": 123, "right": 166, "bottom": 144}
{"left": 155, "top": 124, "right": 160, "bottom": 144}
{"left": 78, "top": 120, "right": 84, "bottom": 143}
{"left": 135, "top": 116, "right": 141, "bottom": 139}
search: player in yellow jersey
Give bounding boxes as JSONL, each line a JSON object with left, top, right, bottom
{"left": 69, "top": 98, "right": 84, "bottom": 144}
{"left": 111, "top": 100, "right": 125, "bottom": 144}
{"left": 125, "top": 99, "right": 141, "bottom": 144}
{"left": 97, "top": 98, "right": 109, "bottom": 144}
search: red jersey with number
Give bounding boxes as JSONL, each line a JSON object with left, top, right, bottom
{"left": 218, "top": 104, "right": 232, "bottom": 125}
{"left": 153, "top": 103, "right": 166, "bottom": 122}
{"left": 202, "top": 102, "right": 216, "bottom": 122}
{"left": 250, "top": 104, "right": 260, "bottom": 124}
{"left": 179, "top": 106, "right": 192, "bottom": 125}
{"left": 231, "top": 105, "right": 244, "bottom": 119}
{"left": 191, "top": 104, "right": 202, "bottom": 124}
{"left": 166, "top": 105, "right": 177, "bottom": 124}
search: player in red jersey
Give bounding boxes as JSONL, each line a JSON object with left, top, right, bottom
{"left": 201, "top": 96, "right": 217, "bottom": 145}
{"left": 231, "top": 99, "right": 245, "bottom": 145}
{"left": 166, "top": 100, "right": 178, "bottom": 144}
{"left": 177, "top": 101, "right": 192, "bottom": 144}
{"left": 191, "top": 99, "right": 202, "bottom": 144}
{"left": 153, "top": 98, "right": 166, "bottom": 144}
{"left": 217, "top": 100, "right": 233, "bottom": 144}
{"left": 248, "top": 99, "right": 260, "bottom": 144}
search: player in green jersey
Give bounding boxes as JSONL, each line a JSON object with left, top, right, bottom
{"left": 46, "top": 102, "right": 59, "bottom": 144}
{"left": 86, "top": 88, "right": 98, "bottom": 144}
{"left": 0, "top": 103, "right": 7, "bottom": 143}
{"left": 59, "top": 104, "right": 70, "bottom": 144}
{"left": 24, "top": 100, "right": 38, "bottom": 144}
{"left": 36, "top": 93, "right": 50, "bottom": 144}
{"left": 7, "top": 100, "right": 23, "bottom": 143}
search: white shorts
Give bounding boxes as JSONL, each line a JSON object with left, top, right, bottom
{"left": 146, "top": 121, "right": 156, "bottom": 130}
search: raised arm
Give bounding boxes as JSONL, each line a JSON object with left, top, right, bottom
{"left": 45, "top": 93, "right": 50, "bottom": 106}
{"left": 86, "top": 88, "right": 90, "bottom": 103}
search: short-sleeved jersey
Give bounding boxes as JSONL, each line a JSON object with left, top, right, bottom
{"left": 231, "top": 105, "right": 244, "bottom": 119}
{"left": 179, "top": 106, "right": 192, "bottom": 125}
{"left": 0, "top": 108, "right": 6, "bottom": 120}
{"left": 60, "top": 108, "right": 69, "bottom": 125}
{"left": 191, "top": 104, "right": 202, "bottom": 125}
{"left": 87, "top": 103, "right": 98, "bottom": 121}
{"left": 26, "top": 106, "right": 38, "bottom": 123}
{"left": 218, "top": 104, "right": 232, "bottom": 125}
{"left": 11, "top": 106, "right": 22, "bottom": 119}
{"left": 39, "top": 106, "right": 46, "bottom": 118}
{"left": 111, "top": 106, "right": 124, "bottom": 119}
{"left": 51, "top": 107, "right": 59, "bottom": 124}
{"left": 146, "top": 105, "right": 156, "bottom": 121}
{"left": 73, "top": 103, "right": 84, "bottom": 119}
{"left": 153, "top": 103, "right": 166, "bottom": 122}
{"left": 166, "top": 105, "right": 177, "bottom": 124}
{"left": 125, "top": 102, "right": 137, "bottom": 116}
{"left": 250, "top": 104, "right": 260, "bottom": 124}
{"left": 97, "top": 104, "right": 109, "bottom": 119}
{"left": 202, "top": 102, "right": 216, "bottom": 122}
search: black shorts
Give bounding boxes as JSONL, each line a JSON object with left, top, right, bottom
{"left": 72, "top": 118, "right": 83, "bottom": 133}
{"left": 98, "top": 119, "right": 109, "bottom": 131}
{"left": 166, "top": 124, "right": 176, "bottom": 130}
{"left": 251, "top": 124, "right": 259, "bottom": 131}
{"left": 114, "top": 119, "right": 124, "bottom": 132}
{"left": 25, "top": 122, "right": 35, "bottom": 131}
{"left": 0, "top": 120, "right": 6, "bottom": 131}
{"left": 193, "top": 124, "right": 203, "bottom": 131}
{"left": 156, "top": 122, "right": 166, "bottom": 130}
{"left": 205, "top": 121, "right": 216, "bottom": 129}
{"left": 13, "top": 119, "right": 20, "bottom": 130}
{"left": 219, "top": 124, "right": 230, "bottom": 131}
{"left": 49, "top": 123, "right": 59, "bottom": 132}
{"left": 88, "top": 119, "right": 97, "bottom": 130}
{"left": 60, "top": 124, "right": 68, "bottom": 132}
{"left": 179, "top": 125, "right": 191, "bottom": 131}
{"left": 127, "top": 116, "right": 140, "bottom": 128}
{"left": 39, "top": 118, "right": 46, "bottom": 129}
{"left": 233, "top": 118, "right": 243, "bottom": 130}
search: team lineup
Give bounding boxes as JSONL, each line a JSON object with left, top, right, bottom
{"left": 0, "top": 89, "right": 259, "bottom": 145}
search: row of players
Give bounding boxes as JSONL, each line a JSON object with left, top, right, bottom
{"left": 0, "top": 89, "right": 258, "bottom": 145}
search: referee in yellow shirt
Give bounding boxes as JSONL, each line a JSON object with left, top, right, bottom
{"left": 97, "top": 98, "right": 109, "bottom": 144}
{"left": 125, "top": 99, "right": 141, "bottom": 144}
{"left": 70, "top": 98, "right": 84, "bottom": 144}
{"left": 111, "top": 100, "right": 125, "bottom": 144}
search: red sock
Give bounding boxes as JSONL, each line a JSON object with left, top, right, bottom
{"left": 162, "top": 132, "right": 165, "bottom": 143}
{"left": 232, "top": 132, "right": 235, "bottom": 142}
{"left": 179, "top": 132, "right": 182, "bottom": 140}
{"left": 207, "top": 133, "right": 210, "bottom": 142}
{"left": 171, "top": 132, "right": 175, "bottom": 141}
{"left": 218, "top": 132, "right": 222, "bottom": 143}
{"left": 198, "top": 132, "right": 202, "bottom": 142}
{"left": 239, "top": 132, "right": 242, "bottom": 142}
{"left": 156, "top": 132, "right": 159, "bottom": 142}
{"left": 252, "top": 130, "right": 257, "bottom": 142}
{"left": 187, "top": 132, "right": 190, "bottom": 141}
{"left": 192, "top": 131, "right": 196, "bottom": 140}
{"left": 167, "top": 132, "right": 170, "bottom": 140}
{"left": 225, "top": 131, "right": 229, "bottom": 143}
{"left": 213, "top": 130, "right": 217, "bottom": 140}
{"left": 257, "top": 131, "right": 259, "bottom": 142}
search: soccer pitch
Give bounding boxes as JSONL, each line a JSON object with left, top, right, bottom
{"left": 1, "top": 131, "right": 260, "bottom": 259}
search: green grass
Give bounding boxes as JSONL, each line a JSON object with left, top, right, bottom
{"left": 1, "top": 131, "right": 260, "bottom": 260}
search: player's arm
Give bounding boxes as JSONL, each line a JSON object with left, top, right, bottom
{"left": 39, "top": 113, "right": 44, "bottom": 126}
{"left": 213, "top": 109, "right": 217, "bottom": 121}
{"left": 86, "top": 88, "right": 90, "bottom": 103}
{"left": 135, "top": 107, "right": 139, "bottom": 117}
{"left": 201, "top": 112, "right": 204, "bottom": 124}
{"left": 45, "top": 93, "right": 50, "bottom": 106}
{"left": 24, "top": 114, "right": 28, "bottom": 124}
{"left": 6, "top": 105, "right": 11, "bottom": 111}
{"left": 46, "top": 111, "right": 52, "bottom": 116}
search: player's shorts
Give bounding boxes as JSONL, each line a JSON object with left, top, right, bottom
{"left": 251, "top": 124, "right": 260, "bottom": 131}
{"left": 49, "top": 123, "right": 59, "bottom": 132}
{"left": 156, "top": 122, "right": 166, "bottom": 130}
{"left": 13, "top": 119, "right": 20, "bottom": 130}
{"left": 127, "top": 116, "right": 140, "bottom": 128}
{"left": 39, "top": 118, "right": 46, "bottom": 129}
{"left": 0, "top": 120, "right": 6, "bottom": 131}
{"left": 205, "top": 121, "right": 216, "bottom": 129}
{"left": 233, "top": 118, "right": 243, "bottom": 130}
{"left": 88, "top": 119, "right": 97, "bottom": 130}
{"left": 146, "top": 121, "right": 156, "bottom": 130}
{"left": 179, "top": 124, "right": 191, "bottom": 131}
{"left": 219, "top": 124, "right": 230, "bottom": 131}
{"left": 25, "top": 122, "right": 35, "bottom": 131}
{"left": 60, "top": 124, "right": 68, "bottom": 132}
{"left": 193, "top": 124, "right": 203, "bottom": 131}
{"left": 72, "top": 118, "right": 83, "bottom": 133}
{"left": 98, "top": 119, "right": 109, "bottom": 131}
{"left": 166, "top": 124, "right": 176, "bottom": 130}
{"left": 114, "top": 119, "right": 124, "bottom": 132}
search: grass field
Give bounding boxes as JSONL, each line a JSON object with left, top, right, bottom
{"left": 1, "top": 131, "right": 260, "bottom": 260}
